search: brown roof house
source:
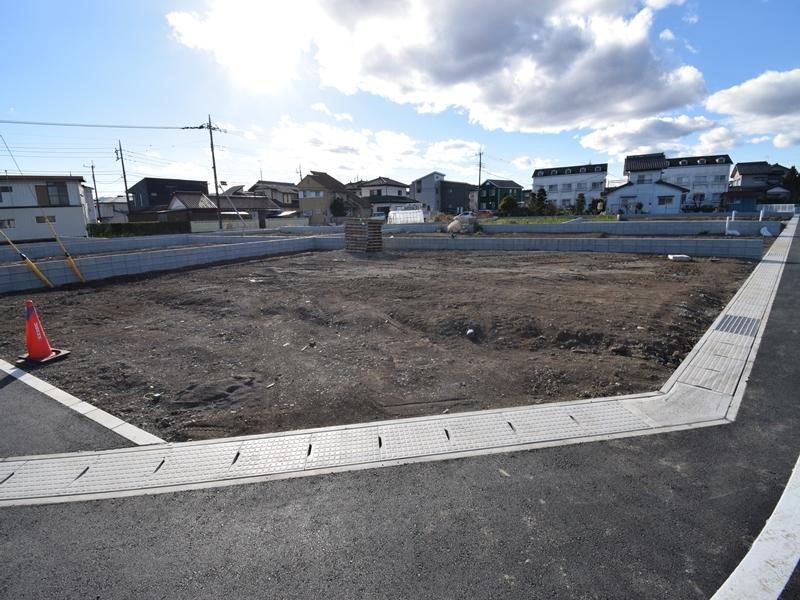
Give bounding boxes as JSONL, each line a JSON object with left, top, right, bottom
{"left": 297, "top": 171, "right": 370, "bottom": 224}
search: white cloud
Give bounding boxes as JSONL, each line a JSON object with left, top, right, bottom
{"left": 707, "top": 68, "right": 800, "bottom": 148}
{"left": 167, "top": 0, "right": 706, "bottom": 134}
{"left": 645, "top": 0, "right": 685, "bottom": 8}
{"left": 512, "top": 156, "right": 556, "bottom": 171}
{"left": 579, "top": 114, "right": 714, "bottom": 158}
{"left": 311, "top": 102, "right": 353, "bottom": 122}
{"left": 682, "top": 6, "right": 699, "bottom": 24}
{"left": 693, "top": 126, "right": 736, "bottom": 154}
{"left": 749, "top": 136, "right": 771, "bottom": 144}
{"left": 659, "top": 28, "right": 675, "bottom": 40}
{"left": 683, "top": 40, "right": 697, "bottom": 54}
{"left": 245, "top": 117, "right": 481, "bottom": 181}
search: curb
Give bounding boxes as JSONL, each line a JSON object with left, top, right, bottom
{"left": 0, "top": 359, "right": 165, "bottom": 447}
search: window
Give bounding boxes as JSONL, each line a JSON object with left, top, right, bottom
{"left": 580, "top": 167, "right": 586, "bottom": 173}
{"left": 35, "top": 182, "right": 69, "bottom": 206}
{"left": 415, "top": 181, "right": 421, "bottom": 193}
{"left": 693, "top": 192, "right": 705, "bottom": 204}
{"left": 36, "top": 215, "right": 56, "bottom": 224}
{"left": 698, "top": 159, "right": 706, "bottom": 165}
{"left": 657, "top": 196, "right": 673, "bottom": 205}
{"left": 536, "top": 171, "right": 544, "bottom": 177}
{"left": 636, "top": 174, "right": 652, "bottom": 184}
{"left": 716, "top": 157, "right": 726, "bottom": 164}
{"left": 561, "top": 183, "right": 572, "bottom": 192}
{"left": 679, "top": 160, "right": 688, "bottom": 166}
{"left": 711, "top": 193, "right": 722, "bottom": 205}
{"left": 714, "top": 175, "right": 726, "bottom": 183}
{"left": 397, "top": 190, "right": 402, "bottom": 196}
{"left": 576, "top": 182, "right": 587, "bottom": 191}
{"left": 595, "top": 166, "right": 602, "bottom": 172}
{"left": 694, "top": 176, "right": 707, "bottom": 184}
{"left": 676, "top": 176, "right": 689, "bottom": 185}
{"left": 591, "top": 181, "right": 602, "bottom": 190}
{"left": 565, "top": 169, "right": 571, "bottom": 174}
{"left": 551, "top": 170, "right": 557, "bottom": 175}
{"left": 0, "top": 185, "right": 10, "bottom": 202}
{"left": 548, "top": 184, "right": 557, "bottom": 192}
{"left": 0, "top": 219, "right": 15, "bottom": 229}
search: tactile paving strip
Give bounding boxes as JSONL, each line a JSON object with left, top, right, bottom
{"left": 0, "top": 218, "right": 795, "bottom": 506}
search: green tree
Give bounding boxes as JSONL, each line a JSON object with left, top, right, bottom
{"left": 499, "top": 194, "right": 517, "bottom": 216}
{"left": 575, "top": 193, "right": 586, "bottom": 215}
{"left": 330, "top": 196, "right": 346, "bottom": 217}
{"left": 531, "top": 187, "right": 547, "bottom": 214}
{"left": 783, "top": 166, "right": 800, "bottom": 202}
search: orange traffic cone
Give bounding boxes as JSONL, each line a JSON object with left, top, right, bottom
{"left": 17, "top": 300, "right": 70, "bottom": 364}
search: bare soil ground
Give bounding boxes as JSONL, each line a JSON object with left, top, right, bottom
{"left": 0, "top": 250, "right": 754, "bottom": 442}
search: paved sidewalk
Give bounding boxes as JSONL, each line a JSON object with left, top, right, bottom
{"left": 0, "top": 227, "right": 798, "bottom": 599}
{"left": 0, "top": 374, "right": 130, "bottom": 457}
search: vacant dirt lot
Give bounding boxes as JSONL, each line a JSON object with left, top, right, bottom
{"left": 0, "top": 250, "right": 754, "bottom": 442}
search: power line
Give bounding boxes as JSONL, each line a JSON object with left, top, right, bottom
{"left": 0, "top": 119, "right": 203, "bottom": 130}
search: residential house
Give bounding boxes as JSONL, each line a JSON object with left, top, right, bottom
{"left": 409, "top": 171, "right": 445, "bottom": 214}
{"left": 0, "top": 175, "right": 90, "bottom": 241}
{"left": 96, "top": 196, "right": 130, "bottom": 223}
{"left": 128, "top": 177, "right": 209, "bottom": 215}
{"left": 610, "top": 153, "right": 731, "bottom": 214}
{"left": 725, "top": 161, "right": 791, "bottom": 211}
{"left": 359, "top": 177, "right": 409, "bottom": 199}
{"left": 532, "top": 164, "right": 607, "bottom": 209}
{"left": 604, "top": 179, "right": 689, "bottom": 215}
{"left": 296, "top": 171, "right": 369, "bottom": 224}
{"left": 440, "top": 181, "right": 477, "bottom": 214}
{"left": 247, "top": 180, "right": 299, "bottom": 209}
{"left": 479, "top": 179, "right": 523, "bottom": 211}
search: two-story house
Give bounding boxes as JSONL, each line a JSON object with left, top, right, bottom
{"left": 409, "top": 171, "right": 445, "bottom": 214}
{"left": 532, "top": 164, "right": 607, "bottom": 209}
{"left": 479, "top": 179, "right": 523, "bottom": 211}
{"left": 128, "top": 177, "right": 209, "bottom": 215}
{"left": 659, "top": 154, "right": 732, "bottom": 208}
{"left": 0, "top": 175, "right": 90, "bottom": 241}
{"left": 247, "top": 180, "right": 299, "bottom": 209}
{"left": 725, "top": 161, "right": 790, "bottom": 211}
{"left": 297, "top": 171, "right": 370, "bottom": 224}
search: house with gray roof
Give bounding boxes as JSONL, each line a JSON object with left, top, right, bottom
{"left": 479, "top": 179, "right": 523, "bottom": 211}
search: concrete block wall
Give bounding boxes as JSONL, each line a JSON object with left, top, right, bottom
{"left": 481, "top": 220, "right": 780, "bottom": 236}
{"left": 382, "top": 236, "right": 763, "bottom": 260}
{"left": 0, "top": 237, "right": 316, "bottom": 294}
{"left": 0, "top": 233, "right": 292, "bottom": 264}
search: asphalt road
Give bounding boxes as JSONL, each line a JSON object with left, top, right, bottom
{"left": 1, "top": 229, "right": 798, "bottom": 599}
{"left": 0, "top": 374, "right": 130, "bottom": 457}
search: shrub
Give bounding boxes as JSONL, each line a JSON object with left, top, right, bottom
{"left": 87, "top": 221, "right": 191, "bottom": 237}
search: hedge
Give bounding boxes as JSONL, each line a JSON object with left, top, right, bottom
{"left": 87, "top": 221, "right": 191, "bottom": 237}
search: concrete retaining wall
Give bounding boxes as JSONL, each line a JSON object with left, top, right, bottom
{"left": 0, "top": 234, "right": 762, "bottom": 294}
{"left": 481, "top": 220, "right": 781, "bottom": 236}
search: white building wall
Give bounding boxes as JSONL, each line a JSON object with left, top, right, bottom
{"left": 605, "top": 181, "right": 687, "bottom": 215}
{"left": 532, "top": 169, "right": 607, "bottom": 208}
{"left": 360, "top": 184, "right": 407, "bottom": 199}
{"left": 0, "top": 179, "right": 89, "bottom": 241}
{"left": 660, "top": 162, "right": 730, "bottom": 207}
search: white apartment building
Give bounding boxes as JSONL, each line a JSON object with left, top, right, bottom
{"left": 532, "top": 163, "right": 608, "bottom": 208}
{"left": 0, "top": 175, "right": 90, "bottom": 241}
{"left": 608, "top": 153, "right": 732, "bottom": 214}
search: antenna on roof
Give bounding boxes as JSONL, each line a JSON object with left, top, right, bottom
{"left": 296, "top": 164, "right": 303, "bottom": 181}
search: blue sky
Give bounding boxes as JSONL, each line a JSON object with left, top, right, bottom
{"left": 1, "top": 0, "right": 798, "bottom": 197}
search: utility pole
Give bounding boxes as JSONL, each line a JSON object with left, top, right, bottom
{"left": 477, "top": 149, "right": 483, "bottom": 210}
{"left": 89, "top": 161, "right": 100, "bottom": 222}
{"left": 296, "top": 164, "right": 303, "bottom": 181}
{"left": 207, "top": 114, "right": 222, "bottom": 229}
{"left": 115, "top": 141, "right": 131, "bottom": 218}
